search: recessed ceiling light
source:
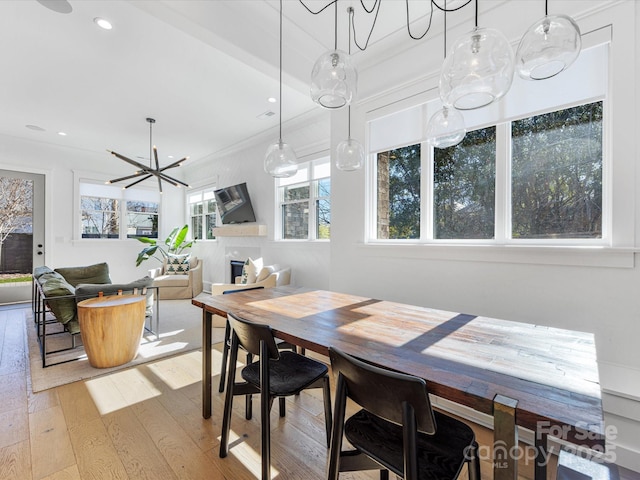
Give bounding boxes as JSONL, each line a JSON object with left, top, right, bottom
{"left": 168, "top": 155, "right": 174, "bottom": 159}
{"left": 268, "top": 97, "right": 277, "bottom": 103}
{"left": 26, "top": 124, "right": 46, "bottom": 131}
{"left": 58, "top": 132, "right": 67, "bottom": 136}
{"left": 94, "top": 17, "right": 113, "bottom": 30}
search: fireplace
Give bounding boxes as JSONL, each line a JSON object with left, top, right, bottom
{"left": 230, "top": 260, "right": 245, "bottom": 283}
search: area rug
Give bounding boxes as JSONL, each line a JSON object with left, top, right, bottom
{"left": 25, "top": 299, "right": 226, "bottom": 393}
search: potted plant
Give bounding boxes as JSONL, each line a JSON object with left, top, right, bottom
{"left": 135, "top": 224, "right": 194, "bottom": 266}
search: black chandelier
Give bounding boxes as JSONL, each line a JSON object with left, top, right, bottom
{"left": 106, "top": 117, "right": 189, "bottom": 192}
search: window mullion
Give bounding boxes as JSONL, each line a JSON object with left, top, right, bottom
{"left": 494, "top": 122, "right": 510, "bottom": 244}
{"left": 423, "top": 141, "right": 433, "bottom": 241}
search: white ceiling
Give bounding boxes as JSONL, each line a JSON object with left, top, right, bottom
{"left": 0, "top": 0, "right": 480, "bottom": 171}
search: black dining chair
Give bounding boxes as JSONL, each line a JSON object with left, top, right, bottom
{"left": 219, "top": 312, "right": 333, "bottom": 480}
{"left": 218, "top": 286, "right": 298, "bottom": 419}
{"left": 327, "top": 346, "right": 481, "bottom": 480}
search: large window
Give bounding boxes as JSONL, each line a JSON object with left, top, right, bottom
{"left": 277, "top": 158, "right": 330, "bottom": 240}
{"left": 80, "top": 182, "right": 159, "bottom": 239}
{"left": 188, "top": 188, "right": 217, "bottom": 240}
{"left": 374, "top": 101, "right": 603, "bottom": 244}
{"left": 511, "top": 103, "right": 603, "bottom": 239}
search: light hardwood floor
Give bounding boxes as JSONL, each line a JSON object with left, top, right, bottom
{"left": 1, "top": 304, "right": 638, "bottom": 480}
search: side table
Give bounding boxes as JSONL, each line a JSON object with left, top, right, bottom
{"left": 77, "top": 294, "right": 146, "bottom": 368}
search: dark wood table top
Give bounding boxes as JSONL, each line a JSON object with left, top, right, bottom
{"left": 193, "top": 286, "right": 604, "bottom": 446}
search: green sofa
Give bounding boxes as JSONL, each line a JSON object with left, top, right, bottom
{"left": 33, "top": 262, "right": 153, "bottom": 334}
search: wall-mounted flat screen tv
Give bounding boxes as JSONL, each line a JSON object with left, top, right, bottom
{"left": 214, "top": 182, "right": 257, "bottom": 224}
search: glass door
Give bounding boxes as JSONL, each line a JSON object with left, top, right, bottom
{"left": 0, "top": 169, "right": 45, "bottom": 304}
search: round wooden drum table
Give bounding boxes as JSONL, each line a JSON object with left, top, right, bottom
{"left": 77, "top": 294, "right": 146, "bottom": 368}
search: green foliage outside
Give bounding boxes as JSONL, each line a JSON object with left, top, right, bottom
{"left": 434, "top": 127, "right": 496, "bottom": 239}
{"left": 378, "top": 100, "right": 603, "bottom": 241}
{"left": 383, "top": 145, "right": 421, "bottom": 239}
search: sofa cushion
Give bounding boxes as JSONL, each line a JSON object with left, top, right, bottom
{"left": 40, "top": 277, "right": 77, "bottom": 326}
{"left": 75, "top": 276, "right": 154, "bottom": 298}
{"left": 55, "top": 262, "right": 111, "bottom": 287}
{"left": 76, "top": 276, "right": 155, "bottom": 316}
{"left": 165, "top": 254, "right": 191, "bottom": 275}
{"left": 256, "top": 264, "right": 279, "bottom": 282}
{"left": 33, "top": 266, "right": 55, "bottom": 279}
{"left": 153, "top": 274, "right": 190, "bottom": 287}
{"left": 240, "top": 257, "right": 263, "bottom": 284}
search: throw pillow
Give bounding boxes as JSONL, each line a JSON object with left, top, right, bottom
{"left": 240, "top": 257, "right": 263, "bottom": 284}
{"left": 166, "top": 254, "right": 191, "bottom": 275}
{"left": 55, "top": 262, "right": 111, "bottom": 287}
{"left": 256, "top": 264, "right": 279, "bottom": 282}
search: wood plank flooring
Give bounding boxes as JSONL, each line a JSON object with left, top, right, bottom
{"left": 0, "top": 304, "right": 637, "bottom": 480}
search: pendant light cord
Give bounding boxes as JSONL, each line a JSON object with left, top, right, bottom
{"left": 279, "top": 0, "right": 283, "bottom": 144}
{"left": 149, "top": 120, "right": 153, "bottom": 169}
{"left": 347, "top": 7, "right": 352, "bottom": 139}
{"left": 475, "top": 0, "right": 478, "bottom": 28}
{"left": 299, "top": 0, "right": 473, "bottom": 51}
{"left": 334, "top": 0, "right": 338, "bottom": 50}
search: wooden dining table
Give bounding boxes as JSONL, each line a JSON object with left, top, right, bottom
{"left": 192, "top": 286, "right": 605, "bottom": 480}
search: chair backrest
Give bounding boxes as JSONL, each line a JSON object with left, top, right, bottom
{"left": 228, "top": 312, "right": 281, "bottom": 359}
{"left": 329, "top": 346, "right": 437, "bottom": 435}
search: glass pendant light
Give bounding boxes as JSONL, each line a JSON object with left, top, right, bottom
{"left": 264, "top": 0, "right": 297, "bottom": 178}
{"left": 336, "top": 7, "right": 364, "bottom": 171}
{"left": 439, "top": 0, "right": 514, "bottom": 110}
{"left": 310, "top": 1, "right": 357, "bottom": 109}
{"left": 426, "top": 107, "right": 466, "bottom": 148}
{"left": 426, "top": 1, "right": 466, "bottom": 148}
{"left": 515, "top": 0, "right": 581, "bottom": 80}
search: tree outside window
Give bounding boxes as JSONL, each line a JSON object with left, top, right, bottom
{"left": 511, "top": 102, "right": 603, "bottom": 239}
{"left": 373, "top": 101, "right": 603, "bottom": 244}
{"left": 81, "top": 196, "right": 119, "bottom": 238}
{"left": 434, "top": 127, "right": 496, "bottom": 239}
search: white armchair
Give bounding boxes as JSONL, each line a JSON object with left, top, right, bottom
{"left": 210, "top": 265, "right": 290, "bottom": 296}
{"left": 148, "top": 256, "right": 203, "bottom": 300}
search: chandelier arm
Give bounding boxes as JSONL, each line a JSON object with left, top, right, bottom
{"left": 108, "top": 151, "right": 150, "bottom": 171}
{"left": 124, "top": 174, "right": 154, "bottom": 189}
{"left": 159, "top": 157, "right": 189, "bottom": 171}
{"left": 153, "top": 146, "right": 160, "bottom": 171}
{"left": 107, "top": 172, "right": 147, "bottom": 184}
{"left": 157, "top": 173, "right": 189, "bottom": 188}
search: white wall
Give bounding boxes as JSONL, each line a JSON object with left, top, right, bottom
{"left": 184, "top": 110, "right": 331, "bottom": 292}
{"left": 0, "top": 135, "right": 170, "bottom": 283}
{"left": 330, "top": 0, "right": 640, "bottom": 471}
{"left": 3, "top": 0, "right": 638, "bottom": 470}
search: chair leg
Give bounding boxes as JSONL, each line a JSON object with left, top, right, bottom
{"left": 327, "top": 375, "right": 347, "bottom": 480}
{"left": 245, "top": 352, "right": 254, "bottom": 420}
{"left": 260, "top": 340, "right": 271, "bottom": 480}
{"left": 219, "top": 334, "right": 240, "bottom": 458}
{"left": 467, "top": 442, "right": 481, "bottom": 480}
{"left": 279, "top": 397, "right": 286, "bottom": 417}
{"left": 379, "top": 471, "right": 389, "bottom": 480}
{"left": 322, "top": 376, "right": 332, "bottom": 447}
{"left": 218, "top": 320, "right": 231, "bottom": 393}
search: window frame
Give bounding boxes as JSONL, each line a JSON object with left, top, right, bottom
{"left": 187, "top": 186, "right": 218, "bottom": 241}
{"left": 76, "top": 177, "right": 160, "bottom": 241}
{"left": 370, "top": 98, "right": 607, "bottom": 247}
{"left": 276, "top": 157, "right": 331, "bottom": 241}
